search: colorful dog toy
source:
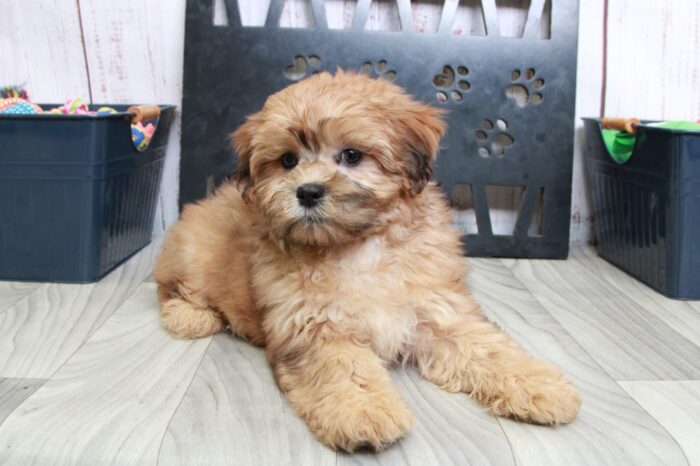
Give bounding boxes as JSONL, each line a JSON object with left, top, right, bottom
{"left": 96, "top": 106, "right": 118, "bottom": 115}
{"left": 1, "top": 85, "right": 159, "bottom": 151}
{"left": 0, "top": 97, "right": 42, "bottom": 114}
{"left": 48, "top": 97, "right": 92, "bottom": 115}
{"left": 131, "top": 122, "right": 156, "bottom": 151}
{"left": 1, "top": 85, "right": 29, "bottom": 99}
{"left": 48, "top": 101, "right": 157, "bottom": 150}
{"left": 0, "top": 85, "right": 42, "bottom": 114}
{"left": 601, "top": 116, "right": 700, "bottom": 163}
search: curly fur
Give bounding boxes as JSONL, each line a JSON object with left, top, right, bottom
{"left": 154, "top": 71, "right": 580, "bottom": 452}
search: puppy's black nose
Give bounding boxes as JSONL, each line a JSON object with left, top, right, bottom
{"left": 296, "top": 184, "right": 325, "bottom": 208}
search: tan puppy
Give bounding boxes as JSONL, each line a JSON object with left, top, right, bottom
{"left": 154, "top": 71, "right": 580, "bottom": 451}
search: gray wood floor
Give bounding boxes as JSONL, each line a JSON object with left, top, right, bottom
{"left": 0, "top": 243, "right": 698, "bottom": 465}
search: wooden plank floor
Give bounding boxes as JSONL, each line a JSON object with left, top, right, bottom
{"left": 0, "top": 243, "right": 698, "bottom": 465}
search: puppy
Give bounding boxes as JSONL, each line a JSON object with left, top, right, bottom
{"left": 154, "top": 71, "right": 580, "bottom": 451}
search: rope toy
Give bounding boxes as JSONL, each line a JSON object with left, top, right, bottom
{"left": 0, "top": 85, "right": 42, "bottom": 114}
{"left": 0, "top": 98, "right": 42, "bottom": 114}
{"left": 131, "top": 122, "right": 156, "bottom": 151}
{"left": 98, "top": 106, "right": 158, "bottom": 151}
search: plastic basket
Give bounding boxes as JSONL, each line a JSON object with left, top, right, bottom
{"left": 0, "top": 104, "right": 175, "bottom": 283}
{"left": 583, "top": 117, "right": 700, "bottom": 299}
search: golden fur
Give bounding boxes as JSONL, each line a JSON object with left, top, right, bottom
{"left": 154, "top": 71, "right": 581, "bottom": 452}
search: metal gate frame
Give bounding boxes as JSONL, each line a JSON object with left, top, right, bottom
{"left": 180, "top": 0, "right": 579, "bottom": 258}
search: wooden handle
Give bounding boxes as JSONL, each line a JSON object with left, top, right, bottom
{"left": 602, "top": 116, "right": 640, "bottom": 134}
{"left": 127, "top": 104, "right": 161, "bottom": 123}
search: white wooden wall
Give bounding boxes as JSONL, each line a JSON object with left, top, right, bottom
{"left": 2, "top": 0, "right": 699, "bottom": 243}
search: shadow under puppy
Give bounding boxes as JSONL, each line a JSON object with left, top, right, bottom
{"left": 154, "top": 70, "right": 580, "bottom": 451}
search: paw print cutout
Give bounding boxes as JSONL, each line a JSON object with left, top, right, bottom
{"left": 283, "top": 55, "right": 321, "bottom": 81}
{"left": 475, "top": 119, "right": 515, "bottom": 158}
{"left": 506, "top": 68, "right": 544, "bottom": 108}
{"left": 433, "top": 65, "right": 470, "bottom": 104}
{"left": 358, "top": 60, "right": 397, "bottom": 81}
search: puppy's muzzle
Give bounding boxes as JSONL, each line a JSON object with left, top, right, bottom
{"left": 296, "top": 184, "right": 325, "bottom": 208}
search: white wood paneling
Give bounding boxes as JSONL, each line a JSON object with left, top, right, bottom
{"left": 605, "top": 0, "right": 700, "bottom": 120}
{"left": 570, "top": 0, "right": 605, "bottom": 244}
{"left": 0, "top": 0, "right": 90, "bottom": 101}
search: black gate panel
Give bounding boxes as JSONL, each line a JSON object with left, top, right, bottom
{"left": 181, "top": 0, "right": 579, "bottom": 258}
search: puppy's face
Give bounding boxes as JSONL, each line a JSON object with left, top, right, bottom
{"left": 232, "top": 71, "right": 445, "bottom": 249}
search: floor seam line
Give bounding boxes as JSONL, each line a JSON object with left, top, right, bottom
{"left": 0, "top": 378, "right": 48, "bottom": 430}
{"left": 615, "top": 380, "right": 691, "bottom": 466}
{"left": 568, "top": 249, "right": 700, "bottom": 354}
{"left": 39, "top": 271, "right": 152, "bottom": 381}
{"left": 500, "top": 254, "right": 692, "bottom": 465}
{"left": 495, "top": 417, "right": 519, "bottom": 466}
{"left": 497, "top": 256, "right": 625, "bottom": 384}
{"left": 0, "top": 284, "right": 45, "bottom": 315}
{"left": 615, "top": 379, "right": 700, "bottom": 383}
{"left": 156, "top": 335, "right": 213, "bottom": 466}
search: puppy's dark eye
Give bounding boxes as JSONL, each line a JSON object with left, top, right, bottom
{"left": 281, "top": 153, "right": 298, "bottom": 170}
{"left": 340, "top": 148, "right": 362, "bottom": 166}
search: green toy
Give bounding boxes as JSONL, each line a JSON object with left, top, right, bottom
{"left": 601, "top": 117, "right": 700, "bottom": 164}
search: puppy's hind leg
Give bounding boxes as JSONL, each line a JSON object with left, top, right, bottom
{"left": 157, "top": 283, "right": 225, "bottom": 339}
{"left": 413, "top": 294, "right": 581, "bottom": 425}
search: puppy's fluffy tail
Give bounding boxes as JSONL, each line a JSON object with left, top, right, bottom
{"left": 157, "top": 284, "right": 225, "bottom": 339}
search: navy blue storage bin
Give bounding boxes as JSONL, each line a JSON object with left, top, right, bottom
{"left": 583, "top": 118, "right": 700, "bottom": 299}
{"left": 0, "top": 104, "right": 175, "bottom": 283}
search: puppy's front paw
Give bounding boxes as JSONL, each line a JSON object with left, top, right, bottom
{"left": 487, "top": 365, "right": 581, "bottom": 425}
{"left": 312, "top": 393, "right": 415, "bottom": 452}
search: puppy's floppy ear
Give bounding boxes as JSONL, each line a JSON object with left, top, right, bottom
{"left": 230, "top": 115, "right": 261, "bottom": 200}
{"left": 394, "top": 102, "right": 446, "bottom": 196}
